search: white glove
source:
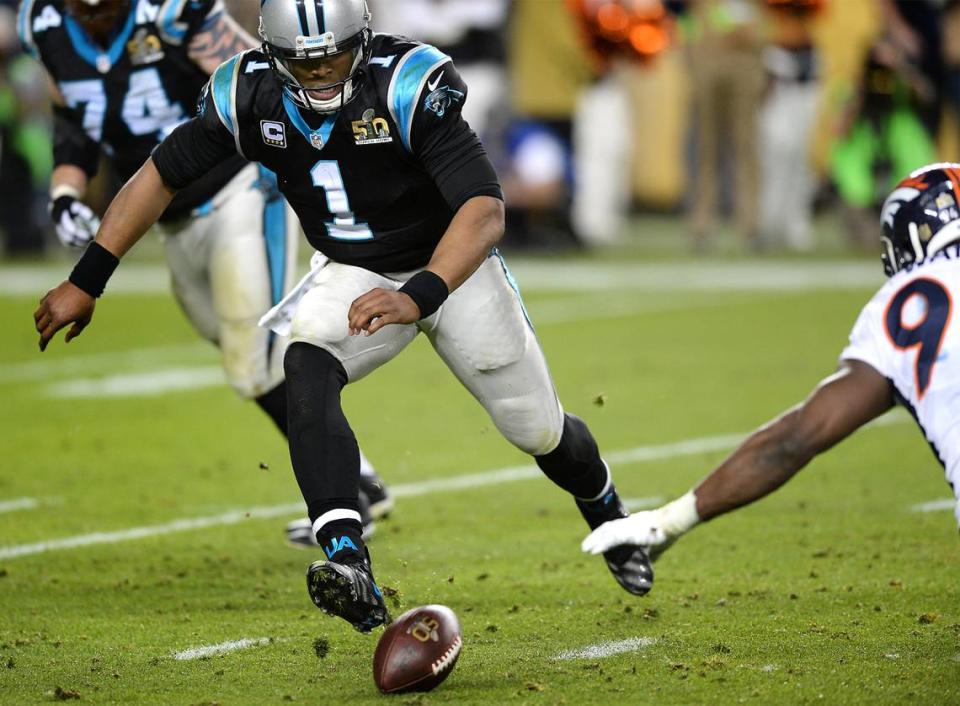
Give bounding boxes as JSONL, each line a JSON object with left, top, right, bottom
{"left": 51, "top": 195, "right": 100, "bottom": 248}
{"left": 581, "top": 510, "right": 671, "bottom": 555}
{"left": 581, "top": 491, "right": 700, "bottom": 561}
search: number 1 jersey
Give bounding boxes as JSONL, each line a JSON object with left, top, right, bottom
{"left": 153, "top": 35, "right": 503, "bottom": 272}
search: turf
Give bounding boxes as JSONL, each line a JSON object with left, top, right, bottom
{"left": 0, "top": 234, "right": 958, "bottom": 705}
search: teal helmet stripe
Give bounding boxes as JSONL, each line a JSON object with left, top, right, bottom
{"left": 295, "top": 0, "right": 309, "bottom": 35}
{"left": 302, "top": 0, "right": 323, "bottom": 35}
{"left": 316, "top": 0, "right": 326, "bottom": 33}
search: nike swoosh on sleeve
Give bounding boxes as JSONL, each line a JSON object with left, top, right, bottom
{"left": 427, "top": 71, "right": 444, "bottom": 92}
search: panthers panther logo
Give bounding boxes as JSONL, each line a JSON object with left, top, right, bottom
{"left": 423, "top": 85, "right": 465, "bottom": 119}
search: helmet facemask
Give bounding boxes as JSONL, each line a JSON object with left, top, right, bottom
{"left": 260, "top": 20, "right": 372, "bottom": 114}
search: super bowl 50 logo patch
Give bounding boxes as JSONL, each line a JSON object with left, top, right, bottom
{"left": 126, "top": 28, "right": 165, "bottom": 65}
{"left": 352, "top": 109, "right": 393, "bottom": 146}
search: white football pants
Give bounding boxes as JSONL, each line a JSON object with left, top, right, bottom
{"left": 157, "top": 163, "right": 300, "bottom": 399}
{"left": 283, "top": 252, "right": 565, "bottom": 456}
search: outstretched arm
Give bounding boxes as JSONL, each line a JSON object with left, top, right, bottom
{"left": 34, "top": 159, "right": 176, "bottom": 351}
{"left": 582, "top": 360, "right": 895, "bottom": 556}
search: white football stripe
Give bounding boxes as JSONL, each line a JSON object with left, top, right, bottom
{"left": 0, "top": 343, "right": 210, "bottom": 385}
{"left": 0, "top": 264, "right": 168, "bottom": 296}
{"left": 0, "top": 498, "right": 39, "bottom": 514}
{"left": 0, "top": 261, "right": 881, "bottom": 296}
{"left": 909, "top": 499, "right": 955, "bottom": 513}
{"left": 554, "top": 637, "right": 657, "bottom": 660}
{"left": 45, "top": 366, "right": 225, "bottom": 398}
{"left": 173, "top": 637, "right": 273, "bottom": 661}
{"left": 0, "top": 503, "right": 303, "bottom": 560}
{"left": 0, "top": 410, "right": 911, "bottom": 561}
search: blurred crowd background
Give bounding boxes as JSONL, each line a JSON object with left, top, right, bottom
{"left": 1, "top": 0, "right": 959, "bottom": 257}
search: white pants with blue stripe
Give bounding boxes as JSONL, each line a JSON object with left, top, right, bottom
{"left": 157, "top": 163, "right": 300, "bottom": 399}
{"left": 277, "top": 252, "right": 565, "bottom": 456}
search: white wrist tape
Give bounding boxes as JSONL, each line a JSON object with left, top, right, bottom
{"left": 50, "top": 184, "right": 83, "bottom": 201}
{"left": 658, "top": 491, "right": 700, "bottom": 537}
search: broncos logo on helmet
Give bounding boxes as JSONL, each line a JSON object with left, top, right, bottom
{"left": 880, "top": 163, "right": 960, "bottom": 276}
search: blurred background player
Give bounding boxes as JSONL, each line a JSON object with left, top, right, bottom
{"left": 830, "top": 35, "right": 938, "bottom": 248}
{"left": 583, "top": 162, "right": 960, "bottom": 560}
{"left": 681, "top": 0, "right": 765, "bottom": 252}
{"left": 0, "top": 0, "right": 50, "bottom": 256}
{"left": 368, "top": 0, "right": 508, "bottom": 141}
{"left": 19, "top": 0, "right": 390, "bottom": 537}
{"left": 756, "top": 0, "right": 824, "bottom": 251}
{"left": 569, "top": 0, "right": 674, "bottom": 247}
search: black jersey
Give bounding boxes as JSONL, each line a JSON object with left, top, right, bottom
{"left": 153, "top": 34, "right": 502, "bottom": 272}
{"left": 18, "top": 0, "right": 246, "bottom": 218}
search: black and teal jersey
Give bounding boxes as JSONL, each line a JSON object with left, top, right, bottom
{"left": 18, "top": 0, "right": 245, "bottom": 217}
{"left": 153, "top": 34, "right": 502, "bottom": 272}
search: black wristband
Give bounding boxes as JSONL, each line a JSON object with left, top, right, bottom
{"left": 69, "top": 241, "right": 119, "bottom": 298}
{"left": 399, "top": 270, "right": 449, "bottom": 320}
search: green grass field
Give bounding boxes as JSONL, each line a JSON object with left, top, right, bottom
{"left": 1, "top": 229, "right": 958, "bottom": 704}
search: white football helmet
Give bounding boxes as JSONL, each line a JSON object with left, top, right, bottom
{"left": 259, "top": 0, "right": 372, "bottom": 114}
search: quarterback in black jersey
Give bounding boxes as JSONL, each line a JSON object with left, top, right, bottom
{"left": 35, "top": 0, "right": 654, "bottom": 632}
{"left": 21, "top": 0, "right": 391, "bottom": 533}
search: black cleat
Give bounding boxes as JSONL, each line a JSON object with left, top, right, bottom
{"left": 359, "top": 472, "right": 394, "bottom": 520}
{"left": 286, "top": 492, "right": 376, "bottom": 548}
{"left": 306, "top": 557, "right": 390, "bottom": 633}
{"left": 601, "top": 544, "right": 654, "bottom": 596}
{"left": 576, "top": 484, "right": 654, "bottom": 596}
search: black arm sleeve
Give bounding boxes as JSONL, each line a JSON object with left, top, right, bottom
{"left": 151, "top": 84, "right": 237, "bottom": 190}
{"left": 52, "top": 105, "right": 101, "bottom": 177}
{"left": 410, "top": 62, "right": 503, "bottom": 212}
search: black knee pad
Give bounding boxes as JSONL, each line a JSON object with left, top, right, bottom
{"left": 535, "top": 413, "right": 608, "bottom": 499}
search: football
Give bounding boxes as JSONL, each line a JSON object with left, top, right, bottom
{"left": 372, "top": 605, "right": 463, "bottom": 694}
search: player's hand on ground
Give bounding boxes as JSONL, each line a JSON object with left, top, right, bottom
{"left": 34, "top": 281, "right": 96, "bottom": 351}
{"left": 348, "top": 288, "right": 420, "bottom": 336}
{"left": 50, "top": 196, "right": 101, "bottom": 248}
{"left": 581, "top": 511, "right": 671, "bottom": 556}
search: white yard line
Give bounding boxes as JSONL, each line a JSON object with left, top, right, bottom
{"left": 45, "top": 366, "right": 225, "bottom": 398}
{"left": 510, "top": 261, "right": 881, "bottom": 293}
{"left": 554, "top": 637, "right": 657, "bottom": 660}
{"left": 0, "top": 498, "right": 39, "bottom": 514}
{"left": 0, "top": 260, "right": 881, "bottom": 297}
{"left": 0, "top": 503, "right": 303, "bottom": 560}
{"left": 909, "top": 499, "right": 955, "bottom": 513}
{"left": 0, "top": 411, "right": 910, "bottom": 562}
{"left": 173, "top": 638, "right": 273, "bottom": 661}
{"left": 0, "top": 264, "right": 169, "bottom": 296}
{"left": 529, "top": 294, "right": 725, "bottom": 325}
{"left": 0, "top": 343, "right": 211, "bottom": 385}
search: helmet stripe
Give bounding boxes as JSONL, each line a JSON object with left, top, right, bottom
{"left": 945, "top": 167, "right": 960, "bottom": 200}
{"left": 316, "top": 0, "right": 326, "bottom": 33}
{"left": 303, "top": 0, "right": 320, "bottom": 35}
{"left": 294, "top": 0, "right": 309, "bottom": 35}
